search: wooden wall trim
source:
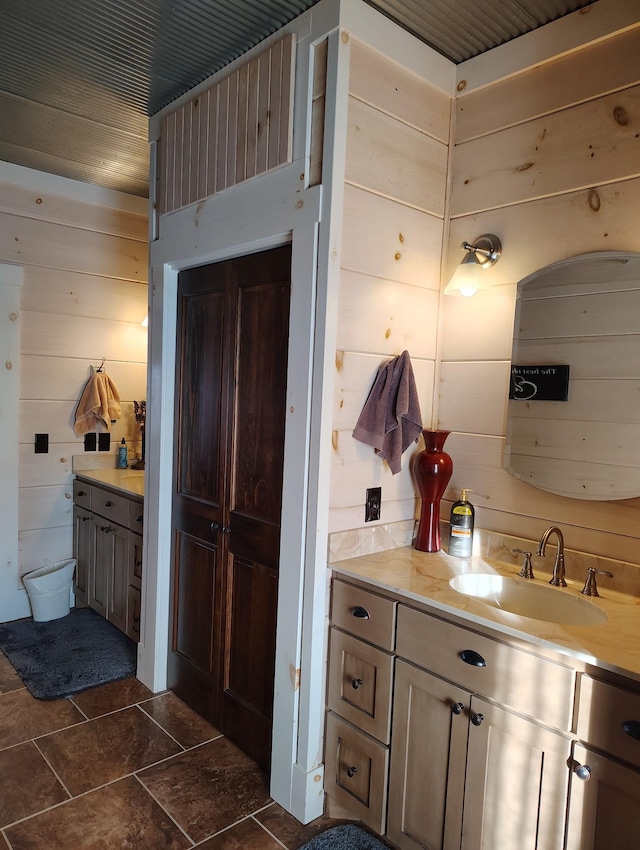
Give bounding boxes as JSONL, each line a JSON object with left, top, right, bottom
{"left": 158, "top": 34, "right": 296, "bottom": 216}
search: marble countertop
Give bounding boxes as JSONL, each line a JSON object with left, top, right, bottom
{"left": 331, "top": 546, "right": 640, "bottom": 683}
{"left": 75, "top": 468, "right": 145, "bottom": 498}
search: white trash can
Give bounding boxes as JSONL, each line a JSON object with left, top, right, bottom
{"left": 23, "top": 559, "right": 76, "bottom": 622}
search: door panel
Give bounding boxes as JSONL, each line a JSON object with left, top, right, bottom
{"left": 176, "top": 287, "right": 225, "bottom": 504}
{"left": 169, "top": 244, "right": 291, "bottom": 772}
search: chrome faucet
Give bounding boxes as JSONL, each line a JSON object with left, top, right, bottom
{"left": 536, "top": 526, "right": 567, "bottom": 587}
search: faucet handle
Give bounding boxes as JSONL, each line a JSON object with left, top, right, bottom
{"left": 513, "top": 549, "right": 535, "bottom": 580}
{"left": 581, "top": 567, "right": 613, "bottom": 597}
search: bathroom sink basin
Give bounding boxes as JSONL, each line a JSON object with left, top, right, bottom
{"left": 449, "top": 573, "right": 608, "bottom": 626}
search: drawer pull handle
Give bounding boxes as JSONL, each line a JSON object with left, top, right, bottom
{"left": 622, "top": 721, "right": 640, "bottom": 741}
{"left": 101, "top": 526, "right": 112, "bottom": 534}
{"left": 346, "top": 766, "right": 358, "bottom": 778}
{"left": 210, "top": 522, "right": 231, "bottom": 534}
{"left": 351, "top": 606, "right": 370, "bottom": 620}
{"left": 105, "top": 501, "right": 114, "bottom": 508}
{"left": 451, "top": 702, "right": 465, "bottom": 715}
{"left": 460, "top": 649, "right": 486, "bottom": 668}
{"left": 471, "top": 712, "right": 484, "bottom": 727}
{"left": 572, "top": 762, "right": 591, "bottom": 782}
{"left": 351, "top": 678, "right": 363, "bottom": 690}
{"left": 82, "top": 516, "right": 90, "bottom": 522}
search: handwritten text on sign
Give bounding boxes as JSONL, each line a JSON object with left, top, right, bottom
{"left": 509, "top": 365, "right": 570, "bottom": 401}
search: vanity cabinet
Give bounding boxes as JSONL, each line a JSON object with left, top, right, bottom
{"left": 388, "top": 604, "right": 573, "bottom": 850}
{"left": 565, "top": 677, "right": 640, "bottom": 849}
{"left": 72, "top": 477, "right": 143, "bottom": 641}
{"left": 325, "top": 581, "right": 397, "bottom": 833}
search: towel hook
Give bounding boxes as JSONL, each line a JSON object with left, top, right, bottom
{"left": 96, "top": 357, "right": 105, "bottom": 372}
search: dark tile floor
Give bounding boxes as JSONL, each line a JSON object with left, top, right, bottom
{"left": 0, "top": 651, "right": 344, "bottom": 849}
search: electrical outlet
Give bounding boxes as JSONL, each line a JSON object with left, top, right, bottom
{"left": 98, "top": 433, "right": 111, "bottom": 452}
{"left": 84, "top": 433, "right": 97, "bottom": 451}
{"left": 34, "top": 433, "right": 49, "bottom": 454}
{"left": 365, "top": 487, "right": 381, "bottom": 522}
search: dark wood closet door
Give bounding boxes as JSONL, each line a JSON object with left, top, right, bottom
{"left": 168, "top": 245, "right": 291, "bottom": 772}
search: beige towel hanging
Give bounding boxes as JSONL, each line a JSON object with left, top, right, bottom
{"left": 352, "top": 350, "right": 422, "bottom": 474}
{"left": 74, "top": 372, "right": 121, "bottom": 435}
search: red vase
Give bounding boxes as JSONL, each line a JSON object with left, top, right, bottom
{"left": 413, "top": 430, "right": 453, "bottom": 552}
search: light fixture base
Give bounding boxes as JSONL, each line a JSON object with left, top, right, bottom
{"left": 461, "top": 234, "right": 502, "bottom": 269}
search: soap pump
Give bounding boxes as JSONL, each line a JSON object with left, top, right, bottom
{"left": 117, "top": 437, "right": 128, "bottom": 469}
{"left": 448, "top": 488, "right": 475, "bottom": 557}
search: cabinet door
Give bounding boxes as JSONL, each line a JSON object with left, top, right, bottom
{"left": 387, "top": 660, "right": 469, "bottom": 850}
{"left": 127, "top": 585, "right": 142, "bottom": 642}
{"left": 129, "top": 531, "right": 143, "bottom": 589}
{"left": 90, "top": 516, "right": 110, "bottom": 617}
{"left": 107, "top": 523, "right": 129, "bottom": 634}
{"left": 462, "top": 696, "right": 570, "bottom": 850}
{"left": 72, "top": 506, "right": 93, "bottom": 604}
{"left": 566, "top": 743, "right": 640, "bottom": 850}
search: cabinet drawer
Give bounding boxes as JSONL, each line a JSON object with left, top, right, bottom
{"left": 73, "top": 479, "right": 91, "bottom": 509}
{"left": 325, "top": 712, "right": 389, "bottom": 834}
{"left": 331, "top": 579, "right": 396, "bottom": 651}
{"left": 128, "top": 500, "right": 144, "bottom": 533}
{"left": 397, "top": 604, "right": 575, "bottom": 731}
{"left": 328, "top": 628, "right": 394, "bottom": 744}
{"left": 577, "top": 676, "right": 640, "bottom": 769}
{"left": 91, "top": 486, "right": 130, "bottom": 527}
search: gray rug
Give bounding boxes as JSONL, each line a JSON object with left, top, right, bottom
{"left": 0, "top": 607, "right": 137, "bottom": 700}
{"left": 299, "top": 825, "right": 389, "bottom": 849}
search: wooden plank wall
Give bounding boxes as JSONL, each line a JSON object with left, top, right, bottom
{"left": 158, "top": 34, "right": 296, "bottom": 215}
{"left": 441, "top": 26, "right": 640, "bottom": 565}
{"left": 330, "top": 38, "right": 451, "bottom": 535}
{"left": 0, "top": 173, "right": 148, "bottom": 577}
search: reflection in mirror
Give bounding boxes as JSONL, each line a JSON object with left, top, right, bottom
{"left": 504, "top": 252, "right": 640, "bottom": 501}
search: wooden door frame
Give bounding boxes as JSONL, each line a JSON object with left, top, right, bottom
{"left": 0, "top": 263, "right": 24, "bottom": 623}
{"left": 140, "top": 173, "right": 336, "bottom": 823}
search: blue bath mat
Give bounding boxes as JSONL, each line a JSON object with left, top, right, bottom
{"left": 0, "top": 607, "right": 136, "bottom": 700}
{"left": 298, "top": 825, "right": 389, "bottom": 849}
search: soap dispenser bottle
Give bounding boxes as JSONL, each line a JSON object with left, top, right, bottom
{"left": 448, "top": 488, "right": 475, "bottom": 557}
{"left": 117, "top": 437, "right": 128, "bottom": 469}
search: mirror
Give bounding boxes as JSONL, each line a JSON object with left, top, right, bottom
{"left": 504, "top": 251, "right": 640, "bottom": 501}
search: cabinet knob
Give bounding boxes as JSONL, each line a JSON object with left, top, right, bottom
{"left": 82, "top": 516, "right": 90, "bottom": 522}
{"left": 105, "top": 501, "right": 114, "bottom": 508}
{"left": 471, "top": 712, "right": 485, "bottom": 727}
{"left": 351, "top": 606, "right": 370, "bottom": 620}
{"left": 133, "top": 615, "right": 140, "bottom": 624}
{"left": 210, "top": 522, "right": 231, "bottom": 534}
{"left": 460, "top": 649, "right": 487, "bottom": 668}
{"left": 351, "top": 678, "right": 363, "bottom": 690}
{"left": 346, "top": 766, "right": 358, "bottom": 778}
{"left": 451, "top": 702, "right": 465, "bottom": 715}
{"left": 135, "top": 560, "right": 143, "bottom": 568}
{"left": 101, "top": 526, "right": 112, "bottom": 534}
{"left": 572, "top": 762, "right": 591, "bottom": 782}
{"left": 136, "top": 515, "right": 143, "bottom": 524}
{"left": 78, "top": 490, "right": 86, "bottom": 497}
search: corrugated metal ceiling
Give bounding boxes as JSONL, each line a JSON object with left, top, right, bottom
{"left": 0, "top": 0, "right": 594, "bottom": 197}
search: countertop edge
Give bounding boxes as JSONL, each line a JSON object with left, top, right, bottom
{"left": 330, "top": 550, "right": 640, "bottom": 686}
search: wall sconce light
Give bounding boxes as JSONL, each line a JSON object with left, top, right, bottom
{"left": 444, "top": 234, "right": 502, "bottom": 297}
